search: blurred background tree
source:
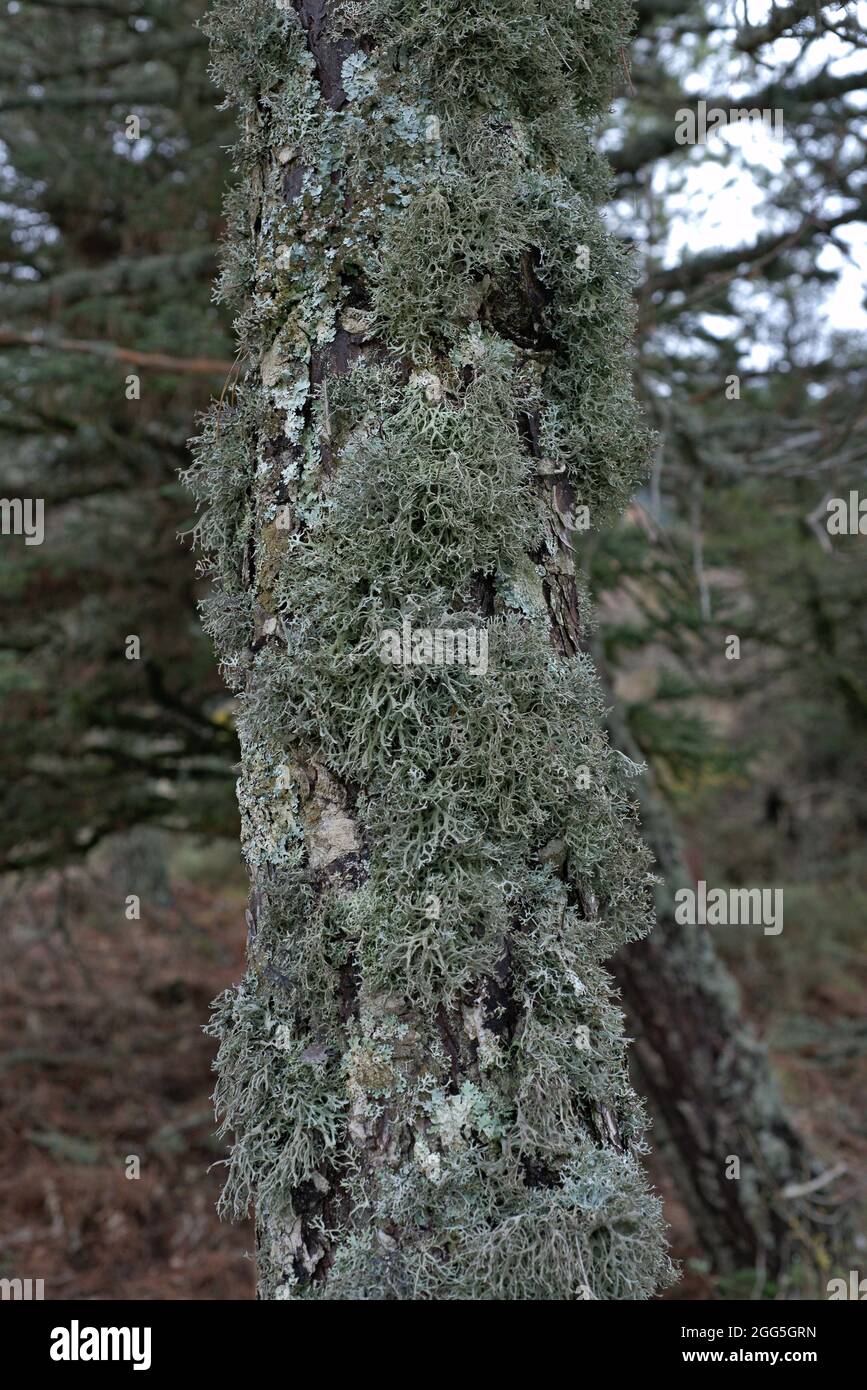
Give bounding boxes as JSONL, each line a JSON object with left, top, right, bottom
{"left": 1, "top": 0, "right": 864, "bottom": 1297}
{"left": 591, "top": 0, "right": 867, "bottom": 1290}
{"left": 0, "top": 0, "right": 238, "bottom": 871}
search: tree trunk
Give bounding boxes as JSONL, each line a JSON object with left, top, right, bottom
{"left": 603, "top": 691, "right": 850, "bottom": 1293}
{"left": 189, "top": 0, "right": 673, "bottom": 1299}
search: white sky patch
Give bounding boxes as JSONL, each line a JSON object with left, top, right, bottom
{"left": 609, "top": 0, "right": 867, "bottom": 353}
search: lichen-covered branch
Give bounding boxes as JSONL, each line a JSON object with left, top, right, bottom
{"left": 187, "top": 0, "right": 674, "bottom": 1300}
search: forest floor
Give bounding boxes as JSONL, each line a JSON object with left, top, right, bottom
{"left": 1, "top": 834, "right": 863, "bottom": 1301}
{"left": 0, "top": 849, "right": 254, "bottom": 1300}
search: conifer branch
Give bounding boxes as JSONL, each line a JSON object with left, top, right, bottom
{"left": 0, "top": 327, "right": 232, "bottom": 376}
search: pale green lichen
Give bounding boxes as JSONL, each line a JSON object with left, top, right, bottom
{"left": 190, "top": 0, "right": 674, "bottom": 1301}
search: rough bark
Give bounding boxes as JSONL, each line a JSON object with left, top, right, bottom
{"left": 189, "top": 0, "right": 673, "bottom": 1300}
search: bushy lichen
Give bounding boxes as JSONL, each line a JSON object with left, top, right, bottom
{"left": 189, "top": 0, "right": 674, "bottom": 1299}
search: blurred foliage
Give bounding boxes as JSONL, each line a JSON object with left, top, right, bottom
{"left": 0, "top": 0, "right": 238, "bottom": 869}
